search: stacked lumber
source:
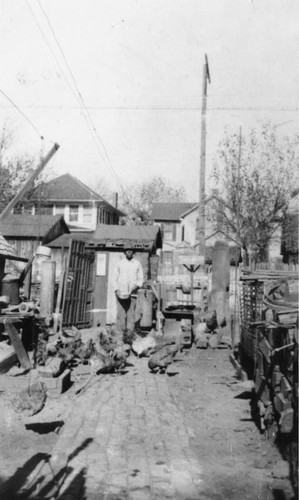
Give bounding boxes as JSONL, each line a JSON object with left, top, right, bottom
{"left": 238, "top": 271, "right": 298, "bottom": 491}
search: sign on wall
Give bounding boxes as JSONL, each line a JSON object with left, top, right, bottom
{"left": 96, "top": 252, "right": 107, "bottom": 276}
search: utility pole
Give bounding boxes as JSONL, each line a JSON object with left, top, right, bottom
{"left": 232, "top": 126, "right": 242, "bottom": 348}
{"left": 198, "top": 54, "right": 211, "bottom": 257}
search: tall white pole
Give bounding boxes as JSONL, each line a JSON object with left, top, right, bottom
{"left": 198, "top": 55, "right": 210, "bottom": 257}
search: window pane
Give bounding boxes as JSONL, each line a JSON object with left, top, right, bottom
{"left": 69, "top": 205, "right": 79, "bottom": 222}
{"left": 164, "top": 223, "right": 173, "bottom": 240}
{"left": 55, "top": 205, "right": 65, "bottom": 216}
{"left": 83, "top": 205, "right": 93, "bottom": 223}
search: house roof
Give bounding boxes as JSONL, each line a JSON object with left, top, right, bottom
{"left": 0, "top": 215, "right": 70, "bottom": 245}
{"left": 48, "top": 224, "right": 162, "bottom": 251}
{"left": 0, "top": 234, "right": 27, "bottom": 262}
{"left": 42, "top": 173, "right": 104, "bottom": 201}
{"left": 40, "top": 173, "right": 125, "bottom": 216}
{"left": 151, "top": 203, "right": 197, "bottom": 221}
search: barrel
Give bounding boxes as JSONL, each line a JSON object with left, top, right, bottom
{"left": 2, "top": 274, "right": 20, "bottom": 305}
{"left": 33, "top": 245, "right": 52, "bottom": 283}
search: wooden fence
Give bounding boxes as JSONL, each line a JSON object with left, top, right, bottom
{"left": 61, "top": 240, "right": 95, "bottom": 328}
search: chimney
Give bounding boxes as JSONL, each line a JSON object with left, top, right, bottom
{"left": 113, "top": 192, "right": 118, "bottom": 208}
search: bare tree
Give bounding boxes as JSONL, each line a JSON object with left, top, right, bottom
{"left": 0, "top": 127, "right": 52, "bottom": 213}
{"left": 120, "top": 176, "right": 186, "bottom": 225}
{"left": 211, "top": 122, "right": 298, "bottom": 262}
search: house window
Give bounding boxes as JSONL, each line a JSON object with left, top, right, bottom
{"left": 36, "top": 205, "right": 53, "bottom": 215}
{"left": 163, "top": 223, "right": 177, "bottom": 241}
{"left": 55, "top": 205, "right": 65, "bottom": 216}
{"left": 98, "top": 207, "right": 105, "bottom": 224}
{"left": 22, "top": 205, "right": 35, "bottom": 215}
{"left": 69, "top": 205, "right": 79, "bottom": 222}
{"left": 83, "top": 205, "right": 93, "bottom": 224}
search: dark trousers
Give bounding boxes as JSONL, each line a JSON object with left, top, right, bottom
{"left": 116, "top": 296, "right": 137, "bottom": 332}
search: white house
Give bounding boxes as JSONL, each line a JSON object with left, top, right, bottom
{"left": 27, "top": 173, "right": 125, "bottom": 231}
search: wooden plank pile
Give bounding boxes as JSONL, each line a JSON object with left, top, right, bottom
{"left": 238, "top": 271, "right": 298, "bottom": 491}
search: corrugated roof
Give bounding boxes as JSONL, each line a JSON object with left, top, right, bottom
{"left": 151, "top": 203, "right": 197, "bottom": 221}
{"left": 0, "top": 215, "right": 70, "bottom": 244}
{"left": 48, "top": 224, "right": 162, "bottom": 251}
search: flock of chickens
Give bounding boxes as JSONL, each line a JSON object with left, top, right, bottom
{"left": 89, "top": 324, "right": 181, "bottom": 375}
{"left": 52, "top": 309, "right": 222, "bottom": 378}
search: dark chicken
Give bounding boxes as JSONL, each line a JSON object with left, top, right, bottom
{"left": 148, "top": 343, "right": 180, "bottom": 374}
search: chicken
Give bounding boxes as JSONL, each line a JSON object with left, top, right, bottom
{"left": 90, "top": 349, "right": 127, "bottom": 374}
{"left": 92, "top": 325, "right": 130, "bottom": 373}
{"left": 148, "top": 343, "right": 180, "bottom": 374}
{"left": 132, "top": 329, "right": 157, "bottom": 357}
{"left": 122, "top": 329, "right": 136, "bottom": 346}
{"left": 205, "top": 310, "right": 218, "bottom": 332}
{"left": 193, "top": 322, "right": 210, "bottom": 347}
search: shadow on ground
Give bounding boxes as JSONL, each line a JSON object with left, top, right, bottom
{"left": 0, "top": 438, "right": 93, "bottom": 499}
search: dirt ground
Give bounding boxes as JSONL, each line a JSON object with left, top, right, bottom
{"left": 0, "top": 330, "right": 296, "bottom": 500}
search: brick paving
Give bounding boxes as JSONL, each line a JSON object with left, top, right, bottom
{"left": 42, "top": 356, "right": 204, "bottom": 500}
{"left": 9, "top": 340, "right": 294, "bottom": 500}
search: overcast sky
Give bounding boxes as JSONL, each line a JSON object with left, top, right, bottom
{"left": 1, "top": 0, "right": 298, "bottom": 200}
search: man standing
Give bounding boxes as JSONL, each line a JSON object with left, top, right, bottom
{"left": 113, "top": 244, "right": 144, "bottom": 333}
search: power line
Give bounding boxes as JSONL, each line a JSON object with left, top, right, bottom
{"left": 25, "top": 0, "right": 109, "bottom": 163}
{"left": 35, "top": 1, "right": 151, "bottom": 234}
{"left": 27, "top": 1, "right": 145, "bottom": 229}
{"left": 0, "top": 88, "right": 44, "bottom": 139}
{"left": 1, "top": 102, "right": 297, "bottom": 112}
{"left": 36, "top": 0, "right": 125, "bottom": 192}
{"left": 25, "top": 0, "right": 114, "bottom": 179}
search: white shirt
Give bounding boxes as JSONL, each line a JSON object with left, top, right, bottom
{"left": 113, "top": 257, "right": 144, "bottom": 297}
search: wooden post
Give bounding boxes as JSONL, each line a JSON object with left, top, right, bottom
{"left": 5, "top": 320, "right": 32, "bottom": 369}
{"left": 211, "top": 240, "right": 229, "bottom": 332}
{"left": 232, "top": 127, "right": 242, "bottom": 345}
{"left": 40, "top": 260, "right": 56, "bottom": 317}
{"left": 198, "top": 55, "right": 211, "bottom": 257}
{"left": 0, "top": 258, "right": 5, "bottom": 295}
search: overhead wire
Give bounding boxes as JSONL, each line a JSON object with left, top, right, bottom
{"left": 19, "top": 2, "right": 182, "bottom": 237}
{"left": 0, "top": 88, "right": 44, "bottom": 139}
{"left": 36, "top": 0, "right": 126, "bottom": 193}
{"left": 24, "top": 0, "right": 109, "bottom": 171}
{"left": 32, "top": 0, "right": 149, "bottom": 229}
{"left": 0, "top": 103, "right": 297, "bottom": 112}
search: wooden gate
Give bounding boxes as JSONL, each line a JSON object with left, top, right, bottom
{"left": 61, "top": 239, "right": 95, "bottom": 328}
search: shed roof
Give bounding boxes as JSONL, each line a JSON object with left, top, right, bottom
{"left": 48, "top": 224, "right": 162, "bottom": 251}
{"left": 0, "top": 234, "right": 27, "bottom": 262}
{"left": 151, "top": 203, "right": 197, "bottom": 221}
{"left": 0, "top": 215, "right": 70, "bottom": 245}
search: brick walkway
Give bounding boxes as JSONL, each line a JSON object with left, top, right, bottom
{"left": 13, "top": 343, "right": 294, "bottom": 500}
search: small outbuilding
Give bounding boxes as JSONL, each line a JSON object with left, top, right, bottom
{"left": 0, "top": 214, "right": 70, "bottom": 296}
{"left": 48, "top": 224, "right": 162, "bottom": 326}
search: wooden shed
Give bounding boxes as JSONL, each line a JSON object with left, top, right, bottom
{"left": 48, "top": 224, "right": 162, "bottom": 326}
{"left": 0, "top": 233, "right": 28, "bottom": 292}
{"left": 0, "top": 214, "right": 70, "bottom": 274}
{"left": 0, "top": 214, "right": 70, "bottom": 256}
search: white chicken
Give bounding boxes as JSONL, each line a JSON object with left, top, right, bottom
{"left": 131, "top": 329, "right": 157, "bottom": 357}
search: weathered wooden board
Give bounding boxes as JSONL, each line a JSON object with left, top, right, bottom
{"left": 5, "top": 321, "right": 31, "bottom": 369}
